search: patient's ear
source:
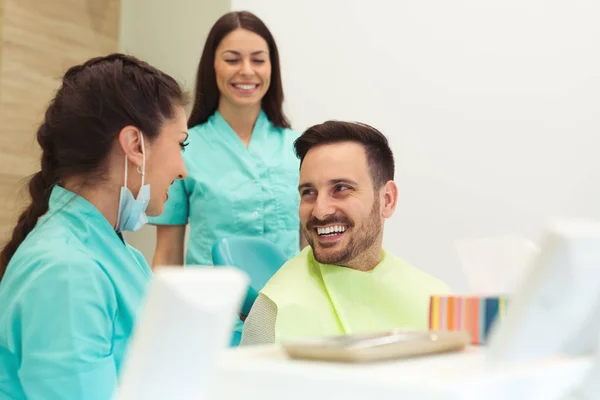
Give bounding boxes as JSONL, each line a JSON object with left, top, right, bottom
{"left": 381, "top": 180, "right": 398, "bottom": 219}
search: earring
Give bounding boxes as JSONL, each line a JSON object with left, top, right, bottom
{"left": 136, "top": 167, "right": 143, "bottom": 174}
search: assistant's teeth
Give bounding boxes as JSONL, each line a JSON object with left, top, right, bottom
{"left": 317, "top": 225, "right": 347, "bottom": 236}
{"left": 234, "top": 84, "right": 257, "bottom": 90}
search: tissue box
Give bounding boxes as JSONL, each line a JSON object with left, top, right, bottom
{"left": 429, "top": 295, "right": 508, "bottom": 345}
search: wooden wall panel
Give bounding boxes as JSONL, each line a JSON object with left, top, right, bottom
{"left": 0, "top": 0, "right": 120, "bottom": 245}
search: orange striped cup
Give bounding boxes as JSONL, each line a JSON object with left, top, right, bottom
{"left": 429, "top": 295, "right": 508, "bottom": 345}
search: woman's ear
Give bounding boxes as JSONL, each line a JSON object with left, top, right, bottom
{"left": 118, "top": 126, "right": 144, "bottom": 169}
{"left": 381, "top": 180, "right": 398, "bottom": 219}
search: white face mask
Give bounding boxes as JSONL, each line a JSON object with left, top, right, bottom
{"left": 115, "top": 133, "right": 151, "bottom": 232}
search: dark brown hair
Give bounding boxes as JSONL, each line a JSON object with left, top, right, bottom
{"left": 0, "top": 53, "right": 186, "bottom": 280}
{"left": 187, "top": 11, "right": 290, "bottom": 129}
{"left": 294, "top": 121, "right": 395, "bottom": 189}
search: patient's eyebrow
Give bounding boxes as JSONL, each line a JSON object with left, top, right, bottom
{"left": 328, "top": 178, "right": 358, "bottom": 186}
{"left": 298, "top": 183, "right": 313, "bottom": 192}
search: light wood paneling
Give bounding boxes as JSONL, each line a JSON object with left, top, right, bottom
{"left": 0, "top": 0, "right": 120, "bottom": 245}
{"left": 0, "top": 1, "right": 4, "bottom": 78}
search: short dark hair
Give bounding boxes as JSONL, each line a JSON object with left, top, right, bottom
{"left": 187, "top": 11, "right": 290, "bottom": 129}
{"left": 294, "top": 121, "right": 395, "bottom": 188}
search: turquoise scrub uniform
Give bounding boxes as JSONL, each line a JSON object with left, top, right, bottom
{"left": 0, "top": 186, "right": 152, "bottom": 400}
{"left": 149, "top": 110, "right": 301, "bottom": 266}
{"left": 149, "top": 110, "right": 301, "bottom": 347}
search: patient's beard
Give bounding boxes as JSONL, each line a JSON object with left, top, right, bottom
{"left": 305, "top": 197, "right": 382, "bottom": 268}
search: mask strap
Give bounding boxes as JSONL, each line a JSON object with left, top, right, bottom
{"left": 139, "top": 133, "right": 146, "bottom": 188}
{"left": 123, "top": 155, "right": 128, "bottom": 187}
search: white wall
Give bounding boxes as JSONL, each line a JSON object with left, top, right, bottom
{"left": 119, "top": 0, "right": 231, "bottom": 263}
{"left": 232, "top": 0, "right": 600, "bottom": 291}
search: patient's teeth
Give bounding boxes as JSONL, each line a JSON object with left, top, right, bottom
{"left": 317, "top": 225, "right": 348, "bottom": 235}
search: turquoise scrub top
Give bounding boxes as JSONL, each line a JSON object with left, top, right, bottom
{"left": 0, "top": 186, "right": 152, "bottom": 400}
{"left": 149, "top": 110, "right": 301, "bottom": 266}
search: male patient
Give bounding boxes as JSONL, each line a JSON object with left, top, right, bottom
{"left": 241, "top": 121, "right": 449, "bottom": 345}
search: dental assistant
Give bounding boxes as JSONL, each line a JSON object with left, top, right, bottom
{"left": 0, "top": 54, "right": 188, "bottom": 400}
{"left": 150, "top": 11, "right": 304, "bottom": 271}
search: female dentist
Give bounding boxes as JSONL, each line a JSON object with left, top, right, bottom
{"left": 0, "top": 54, "right": 188, "bottom": 399}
